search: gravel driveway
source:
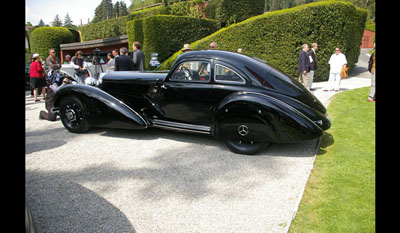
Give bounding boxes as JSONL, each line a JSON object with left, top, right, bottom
{"left": 26, "top": 97, "right": 319, "bottom": 233}
{"left": 26, "top": 73, "right": 371, "bottom": 233}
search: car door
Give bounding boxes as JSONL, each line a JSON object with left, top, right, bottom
{"left": 211, "top": 61, "right": 249, "bottom": 102}
{"left": 148, "top": 59, "right": 215, "bottom": 126}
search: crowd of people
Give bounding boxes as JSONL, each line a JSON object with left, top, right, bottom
{"left": 297, "top": 42, "right": 375, "bottom": 102}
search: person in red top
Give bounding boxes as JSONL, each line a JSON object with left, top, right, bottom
{"left": 30, "top": 53, "right": 46, "bottom": 102}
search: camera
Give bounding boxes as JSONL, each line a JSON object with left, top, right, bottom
{"left": 93, "top": 48, "right": 101, "bottom": 57}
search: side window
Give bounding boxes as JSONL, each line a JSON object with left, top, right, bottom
{"left": 214, "top": 64, "right": 245, "bottom": 84}
{"left": 171, "top": 61, "right": 211, "bottom": 82}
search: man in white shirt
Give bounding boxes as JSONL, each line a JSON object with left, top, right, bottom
{"left": 324, "top": 47, "right": 347, "bottom": 92}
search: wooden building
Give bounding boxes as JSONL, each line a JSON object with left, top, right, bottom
{"left": 59, "top": 35, "right": 129, "bottom": 63}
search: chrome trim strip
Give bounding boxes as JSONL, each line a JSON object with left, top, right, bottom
{"left": 152, "top": 119, "right": 211, "bottom": 135}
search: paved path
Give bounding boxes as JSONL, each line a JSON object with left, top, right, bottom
{"left": 25, "top": 52, "right": 372, "bottom": 233}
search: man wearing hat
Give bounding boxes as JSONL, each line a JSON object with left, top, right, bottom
{"left": 181, "top": 44, "right": 193, "bottom": 53}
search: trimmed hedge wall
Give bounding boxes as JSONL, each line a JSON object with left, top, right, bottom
{"left": 80, "top": 16, "right": 129, "bottom": 41}
{"left": 204, "top": 0, "right": 265, "bottom": 25}
{"left": 30, "top": 27, "right": 74, "bottom": 59}
{"left": 80, "top": 6, "right": 168, "bottom": 41}
{"left": 81, "top": 1, "right": 206, "bottom": 41}
{"left": 127, "top": 15, "right": 220, "bottom": 68}
{"left": 160, "top": 1, "right": 367, "bottom": 82}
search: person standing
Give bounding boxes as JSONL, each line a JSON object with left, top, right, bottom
{"left": 46, "top": 48, "right": 61, "bottom": 72}
{"left": 132, "top": 41, "right": 145, "bottom": 71}
{"left": 308, "top": 43, "right": 318, "bottom": 90}
{"left": 298, "top": 44, "right": 311, "bottom": 90}
{"left": 106, "top": 53, "right": 115, "bottom": 72}
{"left": 209, "top": 41, "right": 218, "bottom": 49}
{"left": 367, "top": 43, "right": 376, "bottom": 102}
{"left": 115, "top": 47, "right": 134, "bottom": 71}
{"left": 30, "top": 53, "right": 46, "bottom": 102}
{"left": 181, "top": 44, "right": 193, "bottom": 53}
{"left": 63, "top": 54, "right": 71, "bottom": 64}
{"left": 324, "top": 47, "right": 347, "bottom": 92}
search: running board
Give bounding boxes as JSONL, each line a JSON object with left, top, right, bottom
{"left": 151, "top": 119, "right": 211, "bottom": 135}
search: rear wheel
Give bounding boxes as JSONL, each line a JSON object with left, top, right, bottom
{"left": 59, "top": 96, "right": 90, "bottom": 133}
{"left": 225, "top": 138, "right": 268, "bottom": 155}
{"left": 218, "top": 116, "right": 270, "bottom": 155}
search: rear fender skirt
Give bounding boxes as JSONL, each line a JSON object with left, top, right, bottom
{"left": 215, "top": 92, "right": 323, "bottom": 142}
{"left": 53, "top": 84, "right": 148, "bottom": 129}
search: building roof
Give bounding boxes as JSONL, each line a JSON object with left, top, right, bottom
{"left": 60, "top": 35, "right": 128, "bottom": 50}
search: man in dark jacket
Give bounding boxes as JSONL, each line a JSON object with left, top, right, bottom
{"left": 115, "top": 47, "right": 134, "bottom": 71}
{"left": 308, "top": 43, "right": 318, "bottom": 90}
{"left": 132, "top": 41, "right": 145, "bottom": 71}
{"left": 298, "top": 44, "right": 311, "bottom": 90}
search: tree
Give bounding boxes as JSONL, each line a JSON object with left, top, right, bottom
{"left": 51, "top": 14, "right": 63, "bottom": 27}
{"left": 64, "top": 13, "right": 74, "bottom": 28}
{"left": 92, "top": 0, "right": 114, "bottom": 23}
{"left": 38, "top": 19, "right": 46, "bottom": 27}
{"left": 113, "top": 1, "right": 120, "bottom": 17}
{"left": 119, "top": 1, "right": 128, "bottom": 16}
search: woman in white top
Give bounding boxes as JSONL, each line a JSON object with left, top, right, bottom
{"left": 324, "top": 47, "right": 347, "bottom": 92}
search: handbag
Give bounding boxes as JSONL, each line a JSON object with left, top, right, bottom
{"left": 341, "top": 66, "right": 349, "bottom": 79}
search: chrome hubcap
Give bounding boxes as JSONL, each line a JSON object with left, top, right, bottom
{"left": 66, "top": 109, "right": 76, "bottom": 121}
{"left": 238, "top": 125, "right": 249, "bottom": 136}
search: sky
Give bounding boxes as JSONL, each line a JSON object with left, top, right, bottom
{"left": 26, "top": 0, "right": 132, "bottom": 26}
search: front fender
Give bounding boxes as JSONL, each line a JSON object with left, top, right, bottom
{"left": 53, "top": 84, "right": 148, "bottom": 129}
{"left": 215, "top": 92, "right": 323, "bottom": 142}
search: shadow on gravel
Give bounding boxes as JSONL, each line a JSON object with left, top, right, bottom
{"left": 94, "top": 127, "right": 319, "bottom": 158}
{"left": 25, "top": 127, "right": 72, "bottom": 154}
{"left": 26, "top": 171, "right": 136, "bottom": 233}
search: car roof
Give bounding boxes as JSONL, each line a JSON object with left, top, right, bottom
{"left": 177, "top": 50, "right": 253, "bottom": 63}
{"left": 175, "top": 50, "right": 273, "bottom": 72}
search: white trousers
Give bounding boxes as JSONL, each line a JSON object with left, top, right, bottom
{"left": 324, "top": 72, "right": 341, "bottom": 91}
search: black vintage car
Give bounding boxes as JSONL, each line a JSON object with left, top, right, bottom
{"left": 53, "top": 50, "right": 330, "bottom": 155}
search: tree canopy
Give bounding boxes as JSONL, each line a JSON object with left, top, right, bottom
{"left": 92, "top": 0, "right": 129, "bottom": 23}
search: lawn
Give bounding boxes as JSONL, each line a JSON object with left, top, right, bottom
{"left": 289, "top": 87, "right": 375, "bottom": 233}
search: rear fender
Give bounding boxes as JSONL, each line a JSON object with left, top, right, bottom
{"left": 53, "top": 84, "right": 148, "bottom": 129}
{"left": 215, "top": 92, "right": 323, "bottom": 142}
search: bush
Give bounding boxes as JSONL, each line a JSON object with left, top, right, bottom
{"left": 166, "top": 0, "right": 206, "bottom": 18}
{"left": 30, "top": 26, "right": 74, "bottom": 59}
{"left": 80, "top": 16, "right": 129, "bottom": 41}
{"left": 126, "top": 18, "right": 144, "bottom": 51}
{"left": 204, "top": 0, "right": 265, "bottom": 25}
{"left": 127, "top": 15, "right": 220, "bottom": 67}
{"left": 160, "top": 1, "right": 367, "bottom": 81}
{"left": 127, "top": 5, "right": 169, "bottom": 21}
{"left": 81, "top": 1, "right": 205, "bottom": 42}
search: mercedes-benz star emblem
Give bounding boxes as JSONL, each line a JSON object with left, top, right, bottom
{"left": 238, "top": 125, "right": 249, "bottom": 136}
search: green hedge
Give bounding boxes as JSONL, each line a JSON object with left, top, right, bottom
{"left": 30, "top": 26, "right": 74, "bottom": 59}
{"left": 204, "top": 0, "right": 265, "bottom": 25}
{"left": 80, "top": 16, "right": 129, "bottom": 41}
{"left": 160, "top": 1, "right": 367, "bottom": 82}
{"left": 127, "top": 15, "right": 220, "bottom": 68}
{"left": 166, "top": 0, "right": 205, "bottom": 18}
{"left": 81, "top": 1, "right": 207, "bottom": 41}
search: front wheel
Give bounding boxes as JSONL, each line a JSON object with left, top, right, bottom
{"left": 59, "top": 96, "right": 90, "bottom": 133}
